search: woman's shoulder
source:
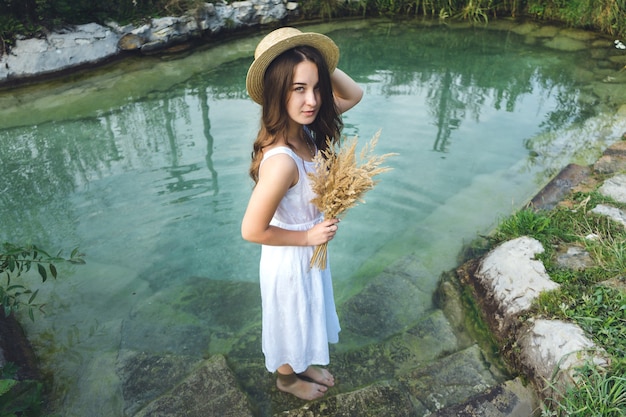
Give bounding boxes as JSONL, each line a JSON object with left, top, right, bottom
{"left": 262, "top": 145, "right": 298, "bottom": 162}
{"left": 260, "top": 146, "right": 299, "bottom": 175}
{"left": 258, "top": 146, "right": 299, "bottom": 186}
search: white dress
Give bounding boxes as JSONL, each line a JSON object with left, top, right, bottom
{"left": 258, "top": 146, "right": 341, "bottom": 373}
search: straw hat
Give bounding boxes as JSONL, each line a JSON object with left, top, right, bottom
{"left": 246, "top": 27, "right": 339, "bottom": 104}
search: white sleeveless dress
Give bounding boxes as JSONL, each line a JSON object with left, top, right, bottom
{"left": 258, "top": 146, "right": 341, "bottom": 373}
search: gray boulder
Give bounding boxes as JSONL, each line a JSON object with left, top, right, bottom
{"left": 597, "top": 173, "right": 626, "bottom": 203}
{"left": 517, "top": 319, "right": 608, "bottom": 392}
{"left": 0, "top": 23, "right": 119, "bottom": 81}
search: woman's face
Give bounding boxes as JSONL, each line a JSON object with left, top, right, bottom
{"left": 286, "top": 60, "right": 321, "bottom": 127}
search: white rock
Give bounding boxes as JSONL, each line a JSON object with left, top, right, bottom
{"left": 598, "top": 173, "right": 626, "bottom": 204}
{"left": 591, "top": 204, "right": 626, "bottom": 228}
{"left": 0, "top": 23, "right": 120, "bottom": 79}
{"left": 518, "top": 319, "right": 608, "bottom": 388}
{"left": 477, "top": 236, "right": 559, "bottom": 317}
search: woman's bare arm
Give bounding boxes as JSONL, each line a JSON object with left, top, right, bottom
{"left": 332, "top": 68, "right": 363, "bottom": 114}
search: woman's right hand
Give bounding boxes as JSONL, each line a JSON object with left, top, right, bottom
{"left": 306, "top": 219, "right": 340, "bottom": 246}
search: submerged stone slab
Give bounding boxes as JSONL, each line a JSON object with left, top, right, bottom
{"left": 426, "top": 377, "right": 537, "bottom": 417}
{"left": 54, "top": 351, "right": 124, "bottom": 417}
{"left": 121, "top": 277, "right": 261, "bottom": 355}
{"left": 280, "top": 343, "right": 504, "bottom": 417}
{"left": 476, "top": 237, "right": 559, "bottom": 322}
{"left": 559, "top": 28, "right": 599, "bottom": 41}
{"left": 593, "top": 140, "right": 626, "bottom": 174}
{"left": 509, "top": 22, "right": 541, "bottom": 36}
{"left": 278, "top": 381, "right": 417, "bottom": 417}
{"left": 542, "top": 36, "right": 587, "bottom": 52}
{"left": 133, "top": 354, "right": 254, "bottom": 417}
{"left": 117, "top": 350, "right": 201, "bottom": 416}
{"left": 527, "top": 25, "right": 560, "bottom": 38}
{"left": 398, "top": 344, "right": 500, "bottom": 413}
{"left": 340, "top": 254, "right": 432, "bottom": 341}
{"left": 330, "top": 309, "right": 460, "bottom": 393}
{"left": 529, "top": 163, "right": 590, "bottom": 210}
{"left": 517, "top": 319, "right": 608, "bottom": 391}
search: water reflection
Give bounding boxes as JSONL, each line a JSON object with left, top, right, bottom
{"left": 158, "top": 87, "right": 219, "bottom": 203}
{"left": 1, "top": 19, "right": 625, "bottom": 416}
{"left": 431, "top": 69, "right": 464, "bottom": 152}
{"left": 337, "top": 24, "right": 593, "bottom": 154}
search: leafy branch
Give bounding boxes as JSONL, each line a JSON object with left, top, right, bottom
{"left": 0, "top": 243, "right": 85, "bottom": 321}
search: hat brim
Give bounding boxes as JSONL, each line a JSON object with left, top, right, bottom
{"left": 246, "top": 32, "right": 339, "bottom": 105}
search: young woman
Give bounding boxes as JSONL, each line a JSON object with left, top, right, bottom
{"left": 241, "top": 27, "right": 363, "bottom": 401}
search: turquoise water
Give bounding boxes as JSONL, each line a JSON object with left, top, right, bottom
{"left": 1, "top": 19, "right": 625, "bottom": 415}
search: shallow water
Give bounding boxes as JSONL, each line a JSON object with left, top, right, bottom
{"left": 1, "top": 18, "right": 626, "bottom": 415}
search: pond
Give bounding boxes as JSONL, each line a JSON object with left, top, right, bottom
{"left": 1, "top": 18, "right": 626, "bottom": 416}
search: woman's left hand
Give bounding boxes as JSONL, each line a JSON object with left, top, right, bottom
{"left": 307, "top": 218, "right": 340, "bottom": 245}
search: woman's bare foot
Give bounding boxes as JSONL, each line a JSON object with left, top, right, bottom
{"left": 276, "top": 372, "right": 327, "bottom": 400}
{"left": 298, "top": 366, "right": 335, "bottom": 387}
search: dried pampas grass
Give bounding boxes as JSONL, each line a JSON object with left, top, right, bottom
{"left": 308, "top": 130, "right": 395, "bottom": 269}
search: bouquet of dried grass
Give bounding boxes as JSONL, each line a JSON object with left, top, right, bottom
{"left": 308, "top": 130, "right": 395, "bottom": 269}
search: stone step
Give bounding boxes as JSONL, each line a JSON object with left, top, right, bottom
{"left": 277, "top": 344, "right": 533, "bottom": 417}
{"left": 131, "top": 354, "right": 254, "bottom": 417}
{"left": 126, "top": 309, "right": 531, "bottom": 417}
{"left": 425, "top": 378, "right": 537, "bottom": 417}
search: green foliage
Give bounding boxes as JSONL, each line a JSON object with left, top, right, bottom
{"left": 0, "top": 378, "right": 43, "bottom": 417}
{"left": 0, "top": 361, "right": 42, "bottom": 417}
{"left": 528, "top": 2, "right": 546, "bottom": 17}
{"left": 0, "top": 14, "right": 40, "bottom": 55}
{"left": 299, "top": 0, "right": 363, "bottom": 19}
{"left": 536, "top": 284, "right": 626, "bottom": 359}
{"left": 525, "top": 0, "right": 626, "bottom": 37}
{"left": 493, "top": 207, "right": 557, "bottom": 245}
{"left": 454, "top": 0, "right": 491, "bottom": 23}
{"left": 0, "top": 244, "right": 83, "bottom": 415}
{"left": 541, "top": 362, "right": 626, "bottom": 417}
{"left": 0, "top": 243, "right": 85, "bottom": 321}
{"left": 0, "top": 378, "right": 17, "bottom": 396}
{"left": 0, "top": 362, "right": 18, "bottom": 380}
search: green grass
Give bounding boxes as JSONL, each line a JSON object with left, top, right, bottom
{"left": 541, "top": 362, "right": 626, "bottom": 417}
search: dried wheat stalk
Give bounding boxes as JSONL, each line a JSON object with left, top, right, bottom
{"left": 308, "top": 130, "right": 395, "bottom": 269}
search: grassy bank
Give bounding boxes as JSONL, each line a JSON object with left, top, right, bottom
{"left": 478, "top": 176, "right": 626, "bottom": 415}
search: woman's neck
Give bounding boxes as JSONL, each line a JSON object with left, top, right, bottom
{"left": 286, "top": 121, "right": 303, "bottom": 142}
{"left": 285, "top": 124, "right": 315, "bottom": 161}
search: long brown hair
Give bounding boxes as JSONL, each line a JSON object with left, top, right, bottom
{"left": 248, "top": 45, "right": 343, "bottom": 182}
